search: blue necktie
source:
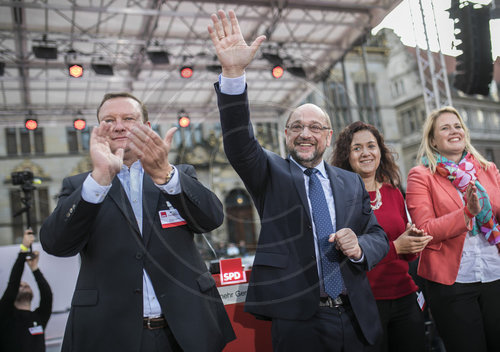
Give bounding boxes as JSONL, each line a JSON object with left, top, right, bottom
{"left": 304, "top": 168, "right": 345, "bottom": 299}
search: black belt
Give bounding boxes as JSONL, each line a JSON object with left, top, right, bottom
{"left": 143, "top": 316, "right": 167, "bottom": 330}
{"left": 319, "top": 295, "right": 350, "bottom": 308}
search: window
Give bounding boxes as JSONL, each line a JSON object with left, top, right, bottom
{"left": 66, "top": 126, "right": 90, "bottom": 153}
{"left": 354, "top": 82, "right": 380, "bottom": 128}
{"left": 324, "top": 81, "right": 351, "bottom": 132}
{"left": 5, "top": 128, "right": 45, "bottom": 156}
{"left": 9, "top": 186, "right": 50, "bottom": 244}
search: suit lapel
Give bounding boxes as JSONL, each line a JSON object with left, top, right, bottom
{"left": 142, "top": 174, "right": 161, "bottom": 247}
{"left": 325, "top": 165, "right": 346, "bottom": 231}
{"left": 108, "top": 177, "right": 141, "bottom": 237}
{"left": 289, "top": 159, "right": 313, "bottom": 224}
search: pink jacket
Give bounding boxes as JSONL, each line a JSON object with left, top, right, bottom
{"left": 406, "top": 158, "right": 500, "bottom": 285}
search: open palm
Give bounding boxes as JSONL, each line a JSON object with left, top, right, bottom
{"left": 208, "top": 10, "right": 265, "bottom": 77}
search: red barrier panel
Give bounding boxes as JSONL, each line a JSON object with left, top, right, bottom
{"left": 214, "top": 270, "right": 272, "bottom": 352}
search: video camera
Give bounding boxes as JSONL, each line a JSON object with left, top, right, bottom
{"left": 11, "top": 171, "right": 34, "bottom": 186}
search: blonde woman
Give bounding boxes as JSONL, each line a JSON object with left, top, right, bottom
{"left": 406, "top": 107, "right": 500, "bottom": 352}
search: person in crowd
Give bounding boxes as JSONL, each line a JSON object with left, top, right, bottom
{"left": 331, "top": 121, "right": 432, "bottom": 352}
{"left": 226, "top": 242, "right": 240, "bottom": 257}
{"left": 406, "top": 106, "right": 500, "bottom": 352}
{"left": 238, "top": 240, "right": 248, "bottom": 257}
{"left": 209, "top": 10, "right": 389, "bottom": 352}
{"left": 0, "top": 229, "right": 53, "bottom": 352}
{"left": 40, "top": 92, "right": 235, "bottom": 352}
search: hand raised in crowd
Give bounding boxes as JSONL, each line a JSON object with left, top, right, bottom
{"left": 22, "top": 228, "right": 35, "bottom": 248}
{"left": 329, "top": 228, "right": 363, "bottom": 261}
{"left": 208, "top": 9, "right": 266, "bottom": 77}
{"left": 127, "top": 125, "right": 178, "bottom": 185}
{"left": 465, "top": 183, "right": 480, "bottom": 217}
{"left": 90, "top": 123, "right": 124, "bottom": 186}
{"left": 26, "top": 251, "right": 40, "bottom": 271}
{"left": 393, "top": 223, "right": 433, "bottom": 255}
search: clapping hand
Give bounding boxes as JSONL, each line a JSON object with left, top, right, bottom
{"left": 208, "top": 9, "right": 266, "bottom": 77}
{"left": 90, "top": 123, "right": 124, "bottom": 186}
{"left": 394, "top": 223, "right": 433, "bottom": 254}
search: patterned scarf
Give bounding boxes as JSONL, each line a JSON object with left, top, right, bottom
{"left": 423, "top": 153, "right": 500, "bottom": 247}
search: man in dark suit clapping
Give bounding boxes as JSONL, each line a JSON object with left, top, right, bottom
{"left": 209, "top": 10, "right": 389, "bottom": 352}
{"left": 40, "top": 92, "right": 234, "bottom": 352}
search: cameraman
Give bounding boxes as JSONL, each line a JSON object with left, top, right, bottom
{"left": 0, "top": 229, "right": 53, "bottom": 352}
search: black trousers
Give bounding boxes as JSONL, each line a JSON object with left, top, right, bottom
{"left": 271, "top": 304, "right": 370, "bottom": 352}
{"left": 426, "top": 279, "right": 500, "bottom": 352}
{"left": 140, "top": 325, "right": 182, "bottom": 352}
{"left": 367, "top": 293, "right": 426, "bottom": 352}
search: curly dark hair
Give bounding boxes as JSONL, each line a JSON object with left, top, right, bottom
{"left": 329, "top": 121, "right": 401, "bottom": 188}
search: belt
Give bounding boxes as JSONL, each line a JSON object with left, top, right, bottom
{"left": 319, "top": 295, "right": 349, "bottom": 308}
{"left": 143, "top": 316, "right": 167, "bottom": 330}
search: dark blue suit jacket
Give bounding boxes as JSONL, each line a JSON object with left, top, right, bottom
{"left": 216, "top": 84, "right": 388, "bottom": 345}
{"left": 40, "top": 164, "right": 235, "bottom": 352}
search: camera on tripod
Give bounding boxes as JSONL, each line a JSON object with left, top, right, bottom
{"left": 11, "top": 171, "right": 34, "bottom": 186}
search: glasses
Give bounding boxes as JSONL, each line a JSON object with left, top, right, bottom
{"left": 286, "top": 123, "right": 331, "bottom": 134}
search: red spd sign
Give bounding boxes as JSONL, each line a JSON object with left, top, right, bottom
{"left": 219, "top": 258, "right": 246, "bottom": 285}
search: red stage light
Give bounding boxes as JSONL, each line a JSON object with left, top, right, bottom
{"left": 68, "top": 64, "right": 83, "bottom": 78}
{"left": 25, "top": 119, "right": 38, "bottom": 131}
{"left": 180, "top": 66, "right": 193, "bottom": 79}
{"left": 178, "top": 115, "right": 191, "bottom": 128}
{"left": 272, "top": 65, "right": 284, "bottom": 79}
{"left": 73, "top": 118, "right": 86, "bottom": 130}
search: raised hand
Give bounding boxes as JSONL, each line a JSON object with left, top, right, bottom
{"left": 127, "top": 124, "right": 178, "bottom": 185}
{"left": 465, "top": 183, "right": 480, "bottom": 217}
{"left": 26, "top": 251, "right": 40, "bottom": 271}
{"left": 208, "top": 9, "right": 266, "bottom": 77}
{"left": 394, "top": 223, "right": 433, "bottom": 254}
{"left": 22, "top": 228, "right": 35, "bottom": 248}
{"left": 90, "top": 123, "right": 124, "bottom": 186}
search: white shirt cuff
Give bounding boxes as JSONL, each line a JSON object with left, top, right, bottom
{"left": 155, "top": 166, "right": 181, "bottom": 195}
{"left": 219, "top": 73, "right": 246, "bottom": 95}
{"left": 81, "top": 174, "right": 111, "bottom": 204}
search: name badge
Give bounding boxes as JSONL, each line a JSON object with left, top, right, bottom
{"left": 416, "top": 291, "right": 426, "bottom": 311}
{"left": 159, "top": 202, "right": 187, "bottom": 228}
{"left": 29, "top": 325, "right": 44, "bottom": 335}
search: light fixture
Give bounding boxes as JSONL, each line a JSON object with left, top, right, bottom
{"left": 178, "top": 111, "right": 191, "bottom": 128}
{"left": 147, "top": 42, "right": 170, "bottom": 64}
{"left": 66, "top": 50, "right": 83, "bottom": 78}
{"left": 73, "top": 118, "right": 87, "bottom": 131}
{"left": 91, "top": 58, "right": 114, "bottom": 76}
{"left": 271, "top": 65, "right": 284, "bottom": 79}
{"left": 68, "top": 64, "right": 84, "bottom": 78}
{"left": 287, "top": 66, "right": 306, "bottom": 78}
{"left": 25, "top": 119, "right": 38, "bottom": 131}
{"left": 180, "top": 66, "right": 193, "bottom": 79}
{"left": 32, "top": 35, "right": 58, "bottom": 60}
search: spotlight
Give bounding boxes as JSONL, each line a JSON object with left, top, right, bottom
{"left": 91, "top": 61, "right": 114, "bottom": 76}
{"left": 147, "top": 49, "right": 170, "bottom": 64}
{"left": 180, "top": 66, "right": 193, "bottom": 79}
{"left": 73, "top": 118, "right": 86, "bottom": 131}
{"left": 272, "top": 65, "right": 284, "bottom": 79}
{"left": 206, "top": 64, "right": 222, "bottom": 73}
{"left": 178, "top": 111, "right": 191, "bottom": 128}
{"left": 68, "top": 64, "right": 84, "bottom": 78}
{"left": 32, "top": 36, "right": 58, "bottom": 60}
{"left": 25, "top": 119, "right": 38, "bottom": 131}
{"left": 287, "top": 66, "right": 306, "bottom": 78}
{"left": 262, "top": 53, "right": 283, "bottom": 66}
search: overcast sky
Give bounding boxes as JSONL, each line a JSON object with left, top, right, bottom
{"left": 374, "top": 0, "right": 499, "bottom": 59}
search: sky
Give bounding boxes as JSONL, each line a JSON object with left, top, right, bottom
{"left": 373, "top": 0, "right": 500, "bottom": 59}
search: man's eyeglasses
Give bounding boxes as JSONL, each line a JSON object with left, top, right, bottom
{"left": 286, "top": 123, "right": 331, "bottom": 134}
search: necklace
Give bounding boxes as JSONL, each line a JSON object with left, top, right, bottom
{"left": 370, "top": 186, "right": 383, "bottom": 210}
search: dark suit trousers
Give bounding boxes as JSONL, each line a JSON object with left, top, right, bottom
{"left": 271, "top": 305, "right": 370, "bottom": 352}
{"left": 426, "top": 279, "right": 500, "bottom": 352}
{"left": 140, "top": 326, "right": 182, "bottom": 352}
